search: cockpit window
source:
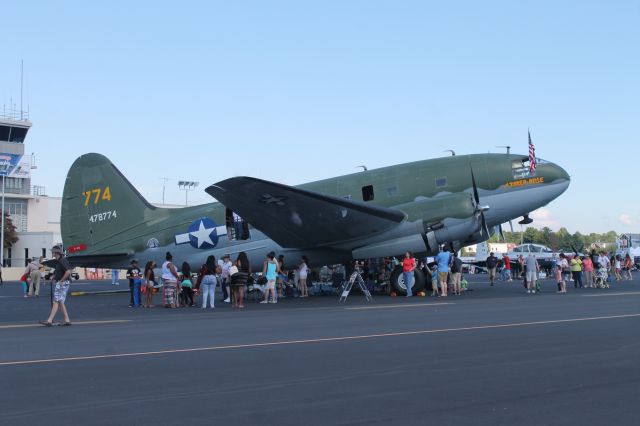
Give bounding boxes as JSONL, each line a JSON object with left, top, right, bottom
{"left": 512, "top": 158, "right": 532, "bottom": 179}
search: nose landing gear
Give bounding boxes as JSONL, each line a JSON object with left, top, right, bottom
{"left": 519, "top": 214, "right": 533, "bottom": 225}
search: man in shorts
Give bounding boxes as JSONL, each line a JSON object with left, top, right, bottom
{"left": 450, "top": 252, "right": 463, "bottom": 295}
{"left": 435, "top": 246, "right": 451, "bottom": 297}
{"left": 525, "top": 253, "right": 540, "bottom": 294}
{"left": 486, "top": 252, "right": 498, "bottom": 286}
{"left": 40, "top": 246, "right": 72, "bottom": 326}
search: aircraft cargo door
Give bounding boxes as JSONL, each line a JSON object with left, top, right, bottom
{"left": 226, "top": 208, "right": 250, "bottom": 241}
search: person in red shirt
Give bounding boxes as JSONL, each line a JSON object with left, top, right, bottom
{"left": 502, "top": 254, "right": 512, "bottom": 282}
{"left": 582, "top": 255, "right": 594, "bottom": 288}
{"left": 403, "top": 251, "right": 416, "bottom": 297}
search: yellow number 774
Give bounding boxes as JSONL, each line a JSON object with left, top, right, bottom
{"left": 82, "top": 187, "right": 112, "bottom": 207}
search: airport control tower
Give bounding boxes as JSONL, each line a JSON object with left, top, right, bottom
{"left": 0, "top": 107, "right": 34, "bottom": 266}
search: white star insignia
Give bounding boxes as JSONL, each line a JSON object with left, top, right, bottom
{"left": 189, "top": 220, "right": 215, "bottom": 248}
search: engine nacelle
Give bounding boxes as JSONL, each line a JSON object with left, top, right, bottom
{"left": 424, "top": 218, "right": 479, "bottom": 254}
{"left": 350, "top": 192, "right": 484, "bottom": 258}
{"left": 352, "top": 233, "right": 428, "bottom": 259}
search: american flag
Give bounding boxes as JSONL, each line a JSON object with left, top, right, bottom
{"left": 528, "top": 130, "right": 536, "bottom": 174}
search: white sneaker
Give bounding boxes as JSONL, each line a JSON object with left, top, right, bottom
{"left": 260, "top": 300, "right": 268, "bottom": 304}
{"left": 270, "top": 300, "right": 278, "bottom": 304}
{"left": 223, "top": 298, "right": 230, "bottom": 303}
{"left": 527, "top": 290, "right": 531, "bottom": 294}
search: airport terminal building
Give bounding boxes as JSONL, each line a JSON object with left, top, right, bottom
{"left": 0, "top": 110, "right": 61, "bottom": 268}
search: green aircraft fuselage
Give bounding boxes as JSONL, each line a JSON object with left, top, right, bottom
{"left": 61, "top": 153, "right": 570, "bottom": 273}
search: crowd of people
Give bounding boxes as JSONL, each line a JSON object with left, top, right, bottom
{"left": 399, "top": 246, "right": 636, "bottom": 298}
{"left": 482, "top": 250, "right": 635, "bottom": 294}
{"left": 120, "top": 251, "right": 314, "bottom": 310}
{"left": 29, "top": 244, "right": 636, "bottom": 326}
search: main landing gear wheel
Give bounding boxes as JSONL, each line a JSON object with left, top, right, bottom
{"left": 390, "top": 267, "right": 425, "bottom": 295}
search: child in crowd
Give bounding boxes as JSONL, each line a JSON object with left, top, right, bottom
{"left": 20, "top": 273, "right": 29, "bottom": 298}
{"left": 431, "top": 266, "right": 439, "bottom": 297}
{"left": 180, "top": 262, "right": 195, "bottom": 307}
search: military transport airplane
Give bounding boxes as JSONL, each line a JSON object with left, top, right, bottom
{"left": 61, "top": 152, "right": 569, "bottom": 294}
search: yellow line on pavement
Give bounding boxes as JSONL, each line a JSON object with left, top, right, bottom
{"left": 582, "top": 292, "right": 640, "bottom": 297}
{"left": 346, "top": 302, "right": 455, "bottom": 310}
{"left": 1, "top": 313, "right": 639, "bottom": 367}
{"left": 0, "top": 320, "right": 132, "bottom": 329}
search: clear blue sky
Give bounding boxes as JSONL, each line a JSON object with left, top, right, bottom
{"left": 2, "top": 1, "right": 639, "bottom": 234}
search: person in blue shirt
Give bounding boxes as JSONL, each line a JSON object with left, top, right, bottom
{"left": 435, "top": 247, "right": 451, "bottom": 297}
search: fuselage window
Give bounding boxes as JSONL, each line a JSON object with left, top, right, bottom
{"left": 435, "top": 177, "right": 447, "bottom": 188}
{"left": 362, "top": 185, "right": 374, "bottom": 202}
{"left": 225, "top": 208, "right": 250, "bottom": 241}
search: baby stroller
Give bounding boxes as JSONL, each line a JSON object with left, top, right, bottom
{"left": 594, "top": 265, "right": 609, "bottom": 289}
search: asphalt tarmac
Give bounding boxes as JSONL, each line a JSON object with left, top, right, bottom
{"left": 1, "top": 274, "right": 639, "bottom": 425}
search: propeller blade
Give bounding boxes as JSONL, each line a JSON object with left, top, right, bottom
{"left": 509, "top": 220, "right": 514, "bottom": 233}
{"left": 481, "top": 213, "right": 490, "bottom": 239}
{"left": 471, "top": 165, "right": 491, "bottom": 239}
{"left": 499, "top": 224, "right": 505, "bottom": 242}
{"left": 470, "top": 167, "right": 480, "bottom": 205}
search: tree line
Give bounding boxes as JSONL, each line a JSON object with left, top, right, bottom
{"left": 486, "top": 227, "right": 618, "bottom": 252}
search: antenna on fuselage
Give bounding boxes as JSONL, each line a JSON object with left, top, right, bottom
{"left": 357, "top": 165, "right": 368, "bottom": 172}
{"left": 496, "top": 146, "right": 511, "bottom": 154}
{"left": 444, "top": 150, "right": 455, "bottom": 156}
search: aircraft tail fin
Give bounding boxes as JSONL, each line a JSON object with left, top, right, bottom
{"left": 61, "top": 153, "right": 156, "bottom": 254}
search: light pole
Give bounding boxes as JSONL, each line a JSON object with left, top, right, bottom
{"left": 160, "top": 177, "right": 169, "bottom": 204}
{"left": 178, "top": 181, "right": 199, "bottom": 206}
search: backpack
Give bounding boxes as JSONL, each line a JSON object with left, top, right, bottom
{"left": 451, "top": 258, "right": 462, "bottom": 273}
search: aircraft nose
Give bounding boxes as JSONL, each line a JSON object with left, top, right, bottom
{"left": 545, "top": 161, "right": 570, "bottom": 183}
{"left": 539, "top": 161, "right": 570, "bottom": 197}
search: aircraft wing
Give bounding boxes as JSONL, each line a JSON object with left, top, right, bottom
{"left": 206, "top": 177, "right": 406, "bottom": 249}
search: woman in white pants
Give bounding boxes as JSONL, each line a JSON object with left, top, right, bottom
{"left": 200, "top": 255, "right": 219, "bottom": 309}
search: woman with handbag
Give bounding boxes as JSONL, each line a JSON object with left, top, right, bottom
{"left": 556, "top": 253, "right": 569, "bottom": 293}
{"left": 231, "top": 252, "right": 250, "bottom": 308}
